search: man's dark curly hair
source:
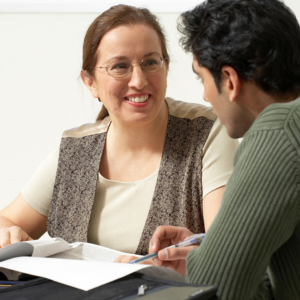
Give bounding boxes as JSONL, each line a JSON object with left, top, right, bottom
{"left": 178, "top": 0, "right": 300, "bottom": 97}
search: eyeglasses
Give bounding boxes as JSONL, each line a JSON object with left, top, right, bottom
{"left": 93, "top": 54, "right": 168, "bottom": 78}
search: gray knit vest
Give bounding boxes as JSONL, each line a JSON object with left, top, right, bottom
{"left": 47, "top": 114, "right": 214, "bottom": 255}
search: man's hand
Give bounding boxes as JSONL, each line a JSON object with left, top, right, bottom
{"left": 148, "top": 226, "right": 198, "bottom": 276}
{"left": 0, "top": 226, "right": 33, "bottom": 249}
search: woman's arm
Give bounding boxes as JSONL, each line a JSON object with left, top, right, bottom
{"left": 0, "top": 147, "right": 59, "bottom": 248}
{"left": 0, "top": 193, "right": 47, "bottom": 248}
{"left": 202, "top": 186, "right": 225, "bottom": 231}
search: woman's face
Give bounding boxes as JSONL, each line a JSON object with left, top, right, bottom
{"left": 86, "top": 24, "right": 168, "bottom": 126}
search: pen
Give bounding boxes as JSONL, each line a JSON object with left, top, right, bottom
{"left": 129, "top": 233, "right": 205, "bottom": 264}
{"left": 0, "top": 280, "right": 25, "bottom": 289}
{"left": 0, "top": 284, "right": 11, "bottom": 287}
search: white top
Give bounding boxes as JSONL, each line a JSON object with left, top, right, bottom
{"left": 22, "top": 98, "right": 239, "bottom": 253}
{"left": 89, "top": 170, "right": 159, "bottom": 253}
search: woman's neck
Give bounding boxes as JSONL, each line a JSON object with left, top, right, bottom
{"left": 108, "top": 102, "right": 169, "bottom": 152}
{"left": 99, "top": 101, "right": 169, "bottom": 181}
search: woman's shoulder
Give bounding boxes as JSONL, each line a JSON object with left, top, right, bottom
{"left": 166, "top": 97, "right": 216, "bottom": 121}
{"left": 62, "top": 116, "right": 111, "bottom": 138}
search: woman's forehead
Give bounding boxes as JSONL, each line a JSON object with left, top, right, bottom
{"left": 97, "top": 24, "right": 162, "bottom": 61}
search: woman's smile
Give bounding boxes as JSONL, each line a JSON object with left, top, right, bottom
{"left": 124, "top": 93, "right": 152, "bottom": 107}
{"left": 125, "top": 94, "right": 150, "bottom": 103}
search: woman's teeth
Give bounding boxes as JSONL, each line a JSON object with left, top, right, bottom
{"left": 126, "top": 95, "right": 149, "bottom": 103}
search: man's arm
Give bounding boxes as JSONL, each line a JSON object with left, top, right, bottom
{"left": 186, "top": 130, "right": 300, "bottom": 299}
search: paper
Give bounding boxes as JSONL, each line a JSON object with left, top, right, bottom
{"left": 49, "top": 242, "right": 135, "bottom": 261}
{"left": 0, "top": 238, "right": 80, "bottom": 262}
{"left": 0, "top": 237, "right": 141, "bottom": 263}
{"left": 0, "top": 237, "right": 143, "bottom": 286}
{"left": 31, "top": 238, "right": 81, "bottom": 257}
{"left": 0, "top": 257, "right": 150, "bottom": 291}
{"left": 0, "top": 238, "right": 184, "bottom": 291}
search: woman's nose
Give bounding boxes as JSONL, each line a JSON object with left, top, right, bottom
{"left": 128, "top": 65, "right": 148, "bottom": 90}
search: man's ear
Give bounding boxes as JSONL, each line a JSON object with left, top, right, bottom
{"left": 80, "top": 71, "right": 99, "bottom": 98}
{"left": 221, "top": 66, "right": 242, "bottom": 102}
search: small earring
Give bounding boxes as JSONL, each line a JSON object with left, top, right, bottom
{"left": 98, "top": 98, "right": 101, "bottom": 102}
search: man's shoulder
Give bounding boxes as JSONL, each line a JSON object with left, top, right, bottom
{"left": 247, "top": 97, "right": 300, "bottom": 134}
{"left": 239, "top": 98, "right": 300, "bottom": 162}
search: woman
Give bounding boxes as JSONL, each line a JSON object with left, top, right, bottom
{"left": 0, "top": 5, "right": 238, "bottom": 255}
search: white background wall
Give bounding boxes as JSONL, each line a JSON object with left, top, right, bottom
{"left": 1, "top": 0, "right": 300, "bottom": 211}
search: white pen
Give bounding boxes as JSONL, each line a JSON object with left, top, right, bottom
{"left": 129, "top": 233, "right": 205, "bottom": 264}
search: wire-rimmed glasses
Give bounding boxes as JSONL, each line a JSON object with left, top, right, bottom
{"left": 93, "top": 54, "right": 168, "bottom": 78}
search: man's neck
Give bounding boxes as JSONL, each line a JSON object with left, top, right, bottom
{"left": 240, "top": 83, "right": 298, "bottom": 118}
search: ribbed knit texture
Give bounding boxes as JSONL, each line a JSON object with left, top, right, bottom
{"left": 186, "top": 98, "right": 300, "bottom": 300}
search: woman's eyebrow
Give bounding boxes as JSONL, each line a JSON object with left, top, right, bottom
{"left": 144, "top": 51, "right": 161, "bottom": 57}
{"left": 104, "top": 56, "right": 128, "bottom": 64}
{"left": 104, "top": 52, "right": 162, "bottom": 64}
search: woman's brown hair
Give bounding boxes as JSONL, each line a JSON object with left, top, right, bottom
{"left": 82, "top": 4, "right": 169, "bottom": 120}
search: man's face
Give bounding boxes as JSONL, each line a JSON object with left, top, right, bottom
{"left": 192, "top": 57, "right": 253, "bottom": 139}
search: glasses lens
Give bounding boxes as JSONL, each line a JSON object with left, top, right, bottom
{"left": 142, "top": 55, "right": 163, "bottom": 73}
{"left": 108, "top": 61, "right": 131, "bottom": 77}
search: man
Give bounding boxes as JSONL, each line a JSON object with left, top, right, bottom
{"left": 149, "top": 0, "right": 300, "bottom": 299}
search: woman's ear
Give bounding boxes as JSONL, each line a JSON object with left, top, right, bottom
{"left": 221, "top": 66, "right": 242, "bottom": 103}
{"left": 80, "top": 71, "right": 99, "bottom": 98}
{"left": 165, "top": 58, "right": 170, "bottom": 74}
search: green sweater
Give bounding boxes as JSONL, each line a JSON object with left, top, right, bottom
{"left": 186, "top": 98, "right": 300, "bottom": 299}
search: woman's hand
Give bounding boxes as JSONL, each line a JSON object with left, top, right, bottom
{"left": 0, "top": 193, "right": 47, "bottom": 249}
{"left": 114, "top": 255, "right": 155, "bottom": 265}
{"left": 0, "top": 226, "right": 33, "bottom": 249}
{"left": 148, "top": 226, "right": 198, "bottom": 276}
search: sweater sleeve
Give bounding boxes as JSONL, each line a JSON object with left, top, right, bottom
{"left": 186, "top": 128, "right": 300, "bottom": 299}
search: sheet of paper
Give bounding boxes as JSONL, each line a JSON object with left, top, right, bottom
{"left": 49, "top": 243, "right": 142, "bottom": 262}
{"left": 31, "top": 238, "right": 81, "bottom": 257}
{"left": 0, "top": 237, "right": 81, "bottom": 261}
{"left": 0, "top": 257, "right": 150, "bottom": 291}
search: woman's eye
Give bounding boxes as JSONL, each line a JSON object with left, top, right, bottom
{"left": 111, "top": 63, "right": 128, "bottom": 70}
{"left": 144, "top": 59, "right": 159, "bottom": 66}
